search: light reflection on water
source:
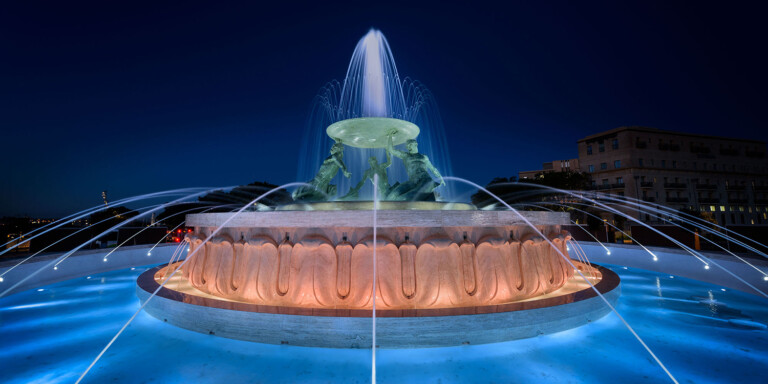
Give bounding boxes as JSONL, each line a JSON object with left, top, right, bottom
{"left": 0, "top": 264, "right": 766, "bottom": 383}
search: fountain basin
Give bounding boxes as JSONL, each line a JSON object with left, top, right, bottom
{"left": 181, "top": 210, "right": 577, "bottom": 310}
{"left": 137, "top": 262, "right": 619, "bottom": 348}
{"left": 135, "top": 209, "right": 620, "bottom": 347}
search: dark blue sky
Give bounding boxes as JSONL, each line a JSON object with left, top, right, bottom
{"left": 2, "top": 1, "right": 766, "bottom": 217}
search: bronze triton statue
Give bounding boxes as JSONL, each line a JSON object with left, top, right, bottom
{"left": 340, "top": 150, "right": 392, "bottom": 200}
{"left": 385, "top": 130, "right": 444, "bottom": 201}
{"left": 292, "top": 141, "right": 351, "bottom": 202}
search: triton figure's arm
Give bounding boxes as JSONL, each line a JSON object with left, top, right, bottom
{"left": 383, "top": 148, "right": 392, "bottom": 168}
{"left": 387, "top": 134, "right": 406, "bottom": 159}
{"left": 334, "top": 155, "right": 351, "bottom": 178}
{"left": 426, "top": 160, "right": 445, "bottom": 186}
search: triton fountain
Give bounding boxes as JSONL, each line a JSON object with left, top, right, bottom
{"left": 3, "top": 28, "right": 767, "bottom": 384}
{"left": 134, "top": 29, "right": 620, "bottom": 348}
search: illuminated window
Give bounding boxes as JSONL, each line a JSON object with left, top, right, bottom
{"left": 710, "top": 205, "right": 716, "bottom": 212}
{"left": 719, "top": 206, "right": 725, "bottom": 212}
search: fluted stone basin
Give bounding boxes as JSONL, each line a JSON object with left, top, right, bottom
{"left": 137, "top": 209, "right": 620, "bottom": 347}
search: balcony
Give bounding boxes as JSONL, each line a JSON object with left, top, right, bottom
{"left": 642, "top": 197, "right": 656, "bottom": 203}
{"left": 728, "top": 198, "right": 748, "bottom": 204}
{"left": 640, "top": 181, "right": 654, "bottom": 188}
{"left": 726, "top": 185, "right": 746, "bottom": 191}
{"left": 720, "top": 148, "right": 739, "bottom": 156}
{"left": 610, "top": 183, "right": 625, "bottom": 189}
{"left": 755, "top": 198, "right": 768, "bottom": 204}
{"left": 698, "top": 198, "right": 719, "bottom": 204}
{"left": 696, "top": 183, "right": 718, "bottom": 190}
{"left": 664, "top": 182, "right": 687, "bottom": 189}
{"left": 635, "top": 141, "right": 647, "bottom": 149}
{"left": 753, "top": 185, "right": 768, "bottom": 191}
{"left": 666, "top": 197, "right": 689, "bottom": 203}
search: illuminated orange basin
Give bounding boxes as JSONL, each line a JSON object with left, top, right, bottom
{"left": 179, "top": 209, "right": 580, "bottom": 310}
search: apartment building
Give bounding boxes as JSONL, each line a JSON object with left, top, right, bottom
{"left": 577, "top": 126, "right": 768, "bottom": 225}
{"left": 519, "top": 158, "right": 580, "bottom": 180}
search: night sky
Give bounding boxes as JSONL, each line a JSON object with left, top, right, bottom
{"left": 2, "top": 1, "right": 766, "bottom": 217}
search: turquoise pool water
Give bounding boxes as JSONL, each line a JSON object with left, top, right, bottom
{"left": 1, "top": 264, "right": 766, "bottom": 383}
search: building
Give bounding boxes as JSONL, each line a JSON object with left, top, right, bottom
{"left": 519, "top": 158, "right": 580, "bottom": 180}
{"left": 577, "top": 126, "right": 768, "bottom": 225}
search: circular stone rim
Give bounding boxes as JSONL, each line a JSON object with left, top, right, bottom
{"left": 326, "top": 117, "right": 419, "bottom": 148}
{"left": 137, "top": 263, "right": 619, "bottom": 318}
{"left": 185, "top": 210, "right": 570, "bottom": 228}
{"left": 276, "top": 201, "right": 476, "bottom": 211}
{"left": 136, "top": 264, "right": 620, "bottom": 348}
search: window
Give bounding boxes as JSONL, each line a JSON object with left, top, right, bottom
{"left": 600, "top": 162, "right": 607, "bottom": 170}
{"left": 586, "top": 145, "right": 593, "bottom": 155}
{"left": 638, "top": 158, "right": 643, "bottom": 167}
{"left": 588, "top": 165, "right": 594, "bottom": 173}
{"left": 599, "top": 142, "right": 605, "bottom": 152}
{"left": 614, "top": 160, "right": 621, "bottom": 168}
{"left": 661, "top": 160, "right": 666, "bottom": 168}
{"left": 616, "top": 177, "right": 623, "bottom": 185}
{"left": 602, "top": 179, "right": 609, "bottom": 185}
{"left": 672, "top": 161, "right": 677, "bottom": 169}
{"left": 720, "top": 206, "right": 725, "bottom": 212}
{"left": 612, "top": 139, "right": 619, "bottom": 149}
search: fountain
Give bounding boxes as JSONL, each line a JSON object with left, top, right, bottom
{"left": 134, "top": 29, "right": 620, "bottom": 348}
{"left": 4, "top": 28, "right": 767, "bottom": 384}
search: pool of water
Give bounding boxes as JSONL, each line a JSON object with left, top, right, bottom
{"left": 1, "top": 264, "right": 767, "bottom": 383}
